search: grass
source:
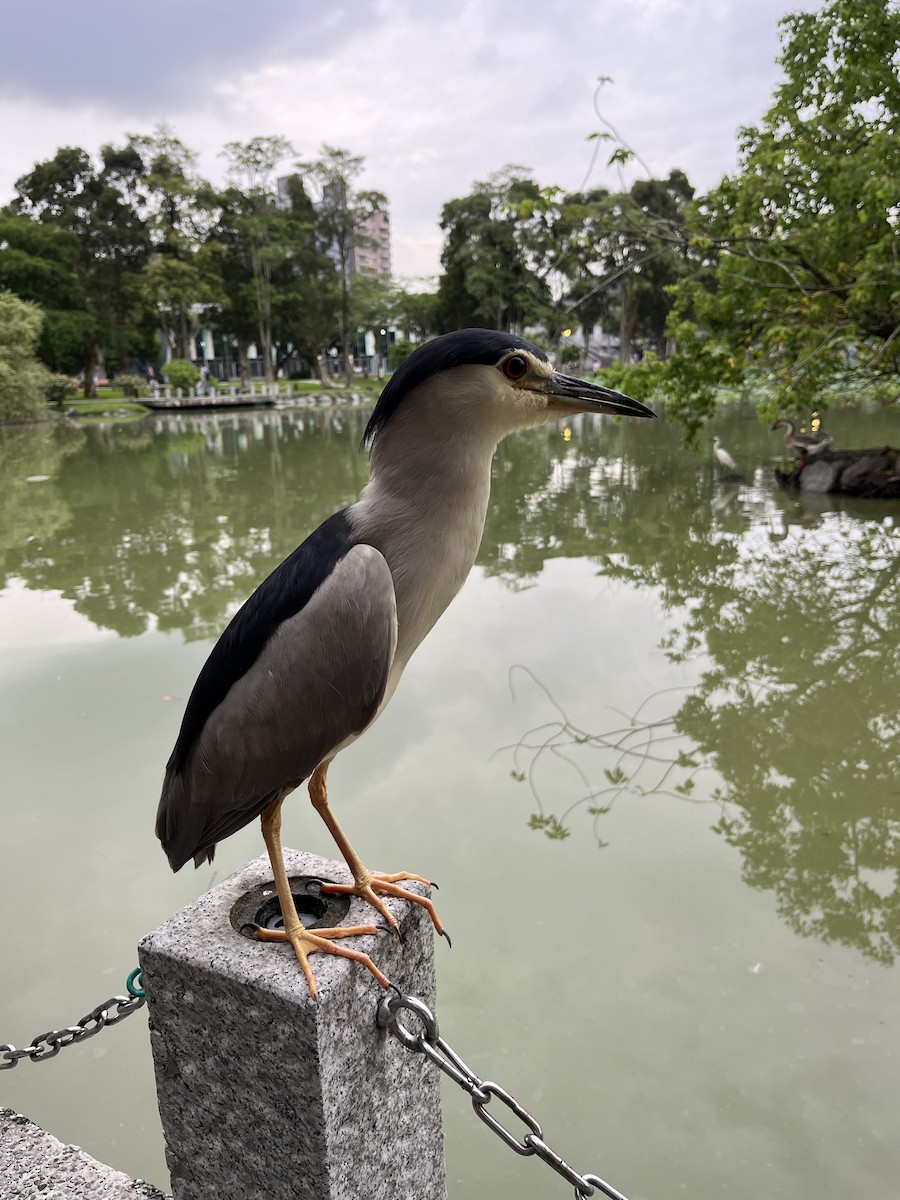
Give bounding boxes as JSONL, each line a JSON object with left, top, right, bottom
{"left": 68, "top": 399, "right": 150, "bottom": 420}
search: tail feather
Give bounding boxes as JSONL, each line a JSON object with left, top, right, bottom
{"left": 156, "top": 767, "right": 212, "bottom": 873}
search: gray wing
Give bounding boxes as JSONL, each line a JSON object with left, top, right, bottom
{"left": 158, "top": 544, "right": 397, "bottom": 869}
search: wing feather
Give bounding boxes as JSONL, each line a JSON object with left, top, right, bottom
{"left": 156, "top": 543, "right": 397, "bottom": 871}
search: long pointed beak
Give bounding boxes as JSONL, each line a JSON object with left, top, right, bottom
{"left": 540, "top": 372, "right": 656, "bottom": 419}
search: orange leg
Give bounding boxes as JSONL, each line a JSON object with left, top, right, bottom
{"left": 309, "top": 765, "right": 447, "bottom": 940}
{"left": 256, "top": 794, "right": 389, "bottom": 999}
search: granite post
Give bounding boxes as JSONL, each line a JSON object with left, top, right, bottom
{"left": 138, "top": 850, "right": 446, "bottom": 1200}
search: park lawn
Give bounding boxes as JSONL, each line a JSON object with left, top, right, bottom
{"left": 69, "top": 399, "right": 150, "bottom": 419}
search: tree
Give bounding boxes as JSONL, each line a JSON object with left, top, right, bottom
{"left": 0, "top": 213, "right": 92, "bottom": 372}
{"left": 9, "top": 143, "right": 152, "bottom": 394}
{"left": 206, "top": 170, "right": 339, "bottom": 384}
{"left": 0, "top": 290, "right": 49, "bottom": 422}
{"left": 299, "top": 146, "right": 386, "bottom": 386}
{"left": 391, "top": 284, "right": 438, "bottom": 341}
{"left": 435, "top": 168, "right": 553, "bottom": 334}
{"left": 219, "top": 137, "right": 295, "bottom": 385}
{"left": 127, "top": 125, "right": 213, "bottom": 362}
{"left": 663, "top": 0, "right": 900, "bottom": 431}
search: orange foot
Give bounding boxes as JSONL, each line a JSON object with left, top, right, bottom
{"left": 319, "top": 872, "right": 449, "bottom": 943}
{"left": 255, "top": 922, "right": 388, "bottom": 999}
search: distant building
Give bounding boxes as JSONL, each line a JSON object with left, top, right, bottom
{"left": 351, "top": 206, "right": 391, "bottom": 279}
{"left": 276, "top": 175, "right": 392, "bottom": 280}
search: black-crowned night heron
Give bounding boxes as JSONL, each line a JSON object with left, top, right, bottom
{"left": 712, "top": 436, "right": 737, "bottom": 471}
{"left": 156, "top": 329, "right": 654, "bottom": 995}
{"left": 771, "top": 418, "right": 833, "bottom": 458}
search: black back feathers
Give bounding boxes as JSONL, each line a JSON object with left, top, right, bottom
{"left": 165, "top": 509, "right": 357, "bottom": 775}
{"left": 363, "top": 329, "right": 548, "bottom": 447}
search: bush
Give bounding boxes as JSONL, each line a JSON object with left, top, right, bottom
{"left": 389, "top": 339, "right": 415, "bottom": 370}
{"left": 116, "top": 373, "right": 146, "bottom": 398}
{"left": 44, "top": 373, "right": 78, "bottom": 405}
{"left": 163, "top": 359, "right": 200, "bottom": 391}
{"left": 558, "top": 343, "right": 581, "bottom": 366}
{"left": 0, "top": 289, "right": 50, "bottom": 423}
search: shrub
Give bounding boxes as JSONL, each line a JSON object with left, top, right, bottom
{"left": 116, "top": 373, "right": 146, "bottom": 398}
{"left": 163, "top": 359, "right": 200, "bottom": 391}
{"left": 0, "top": 289, "right": 50, "bottom": 423}
{"left": 45, "top": 373, "right": 78, "bottom": 405}
{"left": 558, "top": 343, "right": 581, "bottom": 366}
{"left": 388, "top": 339, "right": 415, "bottom": 370}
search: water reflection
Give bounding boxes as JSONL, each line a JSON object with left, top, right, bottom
{"left": 1, "top": 409, "right": 369, "bottom": 641}
{"left": 484, "top": 413, "right": 900, "bottom": 965}
{"left": 2, "top": 406, "right": 898, "bottom": 966}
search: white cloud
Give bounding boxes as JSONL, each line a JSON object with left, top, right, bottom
{"left": 0, "top": 0, "right": 822, "bottom": 276}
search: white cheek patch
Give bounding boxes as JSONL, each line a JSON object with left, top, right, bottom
{"left": 511, "top": 390, "right": 553, "bottom": 429}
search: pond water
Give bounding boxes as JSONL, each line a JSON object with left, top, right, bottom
{"left": 1, "top": 403, "right": 898, "bottom": 1199}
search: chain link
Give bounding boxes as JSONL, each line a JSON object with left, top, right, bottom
{"left": 1, "top": 976, "right": 146, "bottom": 1071}
{"left": 4, "top": 972, "right": 629, "bottom": 1199}
{"left": 377, "top": 991, "right": 630, "bottom": 1200}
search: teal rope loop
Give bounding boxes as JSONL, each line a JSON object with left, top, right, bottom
{"left": 126, "top": 967, "right": 145, "bottom": 998}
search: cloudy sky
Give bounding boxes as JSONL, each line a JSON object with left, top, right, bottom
{"left": 1, "top": 0, "right": 820, "bottom": 277}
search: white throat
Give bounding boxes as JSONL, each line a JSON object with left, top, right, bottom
{"left": 349, "top": 371, "right": 512, "bottom": 676}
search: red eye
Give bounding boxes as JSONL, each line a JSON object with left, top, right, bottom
{"left": 502, "top": 354, "right": 527, "bottom": 381}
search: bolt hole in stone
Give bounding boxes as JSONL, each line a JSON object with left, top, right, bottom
{"left": 230, "top": 875, "right": 351, "bottom": 940}
{"left": 258, "top": 893, "right": 329, "bottom": 930}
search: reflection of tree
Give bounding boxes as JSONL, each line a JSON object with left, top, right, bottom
{"left": 485, "top": 412, "right": 900, "bottom": 964}
{"left": 497, "top": 667, "right": 711, "bottom": 846}
{"left": 0, "top": 425, "right": 81, "bottom": 564}
{"left": 5, "top": 406, "right": 899, "bottom": 964}
{"left": 0, "top": 408, "right": 369, "bottom": 640}
{"left": 662, "top": 520, "right": 900, "bottom": 966}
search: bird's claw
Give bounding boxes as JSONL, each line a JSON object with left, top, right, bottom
{"left": 320, "top": 872, "right": 446, "bottom": 940}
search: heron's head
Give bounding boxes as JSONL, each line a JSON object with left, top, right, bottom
{"left": 364, "top": 330, "right": 654, "bottom": 455}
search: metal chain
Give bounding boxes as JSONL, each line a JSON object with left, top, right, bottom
{"left": 377, "top": 991, "right": 630, "bottom": 1200}
{"left": 1, "top": 970, "right": 146, "bottom": 1070}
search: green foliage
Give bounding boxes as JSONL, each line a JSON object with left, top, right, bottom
{"left": 127, "top": 124, "right": 213, "bottom": 363}
{"left": 9, "top": 142, "right": 153, "bottom": 390}
{"left": 389, "top": 339, "right": 415, "bottom": 369}
{"left": 163, "top": 359, "right": 199, "bottom": 390}
{"left": 391, "top": 286, "right": 438, "bottom": 340}
{"left": 44, "top": 373, "right": 78, "bottom": 405}
{"left": 553, "top": 172, "right": 696, "bottom": 363}
{"left": 218, "top": 137, "right": 297, "bottom": 384}
{"left": 663, "top": 0, "right": 900, "bottom": 428}
{"left": 593, "top": 356, "right": 668, "bottom": 406}
{"left": 116, "top": 373, "right": 146, "bottom": 398}
{"left": 0, "top": 290, "right": 50, "bottom": 422}
{"left": 436, "top": 168, "right": 554, "bottom": 333}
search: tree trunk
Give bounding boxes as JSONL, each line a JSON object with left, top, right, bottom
{"left": 619, "top": 291, "right": 636, "bottom": 364}
{"left": 177, "top": 307, "right": 191, "bottom": 361}
{"left": 261, "top": 324, "right": 274, "bottom": 385}
{"left": 83, "top": 343, "right": 101, "bottom": 398}
{"left": 341, "top": 269, "right": 353, "bottom": 388}
{"left": 238, "top": 342, "right": 251, "bottom": 389}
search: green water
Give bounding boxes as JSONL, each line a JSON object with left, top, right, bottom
{"left": 1, "top": 404, "right": 898, "bottom": 1198}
